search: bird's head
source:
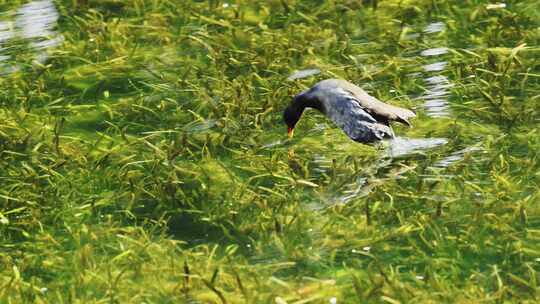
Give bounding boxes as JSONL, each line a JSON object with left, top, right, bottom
{"left": 283, "top": 106, "right": 301, "bottom": 138}
{"left": 283, "top": 95, "right": 306, "bottom": 138}
{"left": 283, "top": 90, "right": 324, "bottom": 138}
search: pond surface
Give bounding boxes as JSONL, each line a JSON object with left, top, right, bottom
{"left": 1, "top": 1, "right": 539, "bottom": 302}
{"left": 0, "top": 0, "right": 61, "bottom": 73}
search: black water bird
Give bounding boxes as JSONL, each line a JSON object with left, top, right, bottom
{"left": 283, "top": 79, "right": 416, "bottom": 143}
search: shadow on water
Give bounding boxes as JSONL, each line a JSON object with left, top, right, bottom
{"left": 0, "top": 0, "right": 62, "bottom": 74}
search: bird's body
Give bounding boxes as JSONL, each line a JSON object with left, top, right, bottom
{"left": 283, "top": 79, "right": 415, "bottom": 143}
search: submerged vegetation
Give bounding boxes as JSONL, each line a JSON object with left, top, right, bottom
{"left": 1, "top": 0, "right": 540, "bottom": 302}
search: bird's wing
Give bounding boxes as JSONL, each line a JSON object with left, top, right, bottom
{"left": 343, "top": 86, "right": 416, "bottom": 126}
{"left": 325, "top": 88, "right": 394, "bottom": 142}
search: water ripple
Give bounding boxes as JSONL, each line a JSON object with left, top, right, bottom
{"left": 422, "top": 61, "right": 447, "bottom": 72}
{"left": 431, "top": 146, "right": 483, "bottom": 168}
{"left": 0, "top": 0, "right": 62, "bottom": 72}
{"left": 423, "top": 22, "right": 446, "bottom": 34}
{"left": 421, "top": 47, "right": 449, "bottom": 56}
{"left": 387, "top": 137, "right": 448, "bottom": 158}
{"left": 420, "top": 22, "right": 452, "bottom": 118}
{"left": 287, "top": 68, "right": 321, "bottom": 81}
{"left": 486, "top": 3, "right": 506, "bottom": 10}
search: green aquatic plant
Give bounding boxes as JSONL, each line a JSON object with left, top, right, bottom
{"left": 1, "top": 0, "right": 540, "bottom": 302}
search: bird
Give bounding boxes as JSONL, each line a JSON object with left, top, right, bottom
{"left": 283, "top": 79, "right": 416, "bottom": 143}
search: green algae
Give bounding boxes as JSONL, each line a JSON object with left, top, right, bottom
{"left": 1, "top": 0, "right": 540, "bottom": 303}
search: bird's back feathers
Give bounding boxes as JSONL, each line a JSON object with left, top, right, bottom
{"left": 311, "top": 79, "right": 416, "bottom": 126}
{"left": 288, "top": 78, "right": 416, "bottom": 143}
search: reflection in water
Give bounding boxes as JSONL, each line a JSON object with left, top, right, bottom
{"left": 421, "top": 47, "right": 448, "bottom": 57}
{"left": 424, "top": 22, "right": 446, "bottom": 34}
{"left": 308, "top": 122, "right": 327, "bottom": 133}
{"left": 386, "top": 137, "right": 448, "bottom": 158}
{"left": 307, "top": 136, "right": 450, "bottom": 206}
{"left": 0, "top": 22, "right": 13, "bottom": 65}
{"left": 311, "top": 154, "right": 332, "bottom": 174}
{"left": 261, "top": 140, "right": 284, "bottom": 149}
{"left": 423, "top": 75, "right": 454, "bottom": 117}
{"left": 431, "top": 146, "right": 483, "bottom": 168}
{"left": 181, "top": 119, "right": 217, "bottom": 133}
{"left": 421, "top": 22, "right": 452, "bottom": 118}
{"left": 424, "top": 99, "right": 448, "bottom": 117}
{"left": 335, "top": 175, "right": 368, "bottom": 204}
{"left": 0, "top": 0, "right": 62, "bottom": 73}
{"left": 0, "top": 21, "right": 14, "bottom": 42}
{"left": 287, "top": 68, "right": 321, "bottom": 81}
{"left": 312, "top": 21, "right": 460, "bottom": 206}
{"left": 321, "top": 139, "right": 484, "bottom": 205}
{"left": 277, "top": 21, "right": 479, "bottom": 207}
{"left": 486, "top": 3, "right": 506, "bottom": 10}
{"left": 422, "top": 61, "right": 447, "bottom": 72}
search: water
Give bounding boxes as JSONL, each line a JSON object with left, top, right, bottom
{"left": 2, "top": 1, "right": 539, "bottom": 301}
{"left": 386, "top": 137, "right": 448, "bottom": 158}
{"left": 0, "top": 0, "right": 61, "bottom": 74}
{"left": 420, "top": 22, "right": 452, "bottom": 118}
{"left": 298, "top": 20, "right": 474, "bottom": 206}
{"left": 420, "top": 47, "right": 449, "bottom": 57}
{"left": 423, "top": 22, "right": 446, "bottom": 34}
{"left": 0, "top": 3, "right": 486, "bottom": 220}
{"left": 287, "top": 68, "right": 321, "bottom": 81}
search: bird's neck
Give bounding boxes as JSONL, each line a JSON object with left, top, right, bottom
{"left": 294, "top": 94, "right": 325, "bottom": 114}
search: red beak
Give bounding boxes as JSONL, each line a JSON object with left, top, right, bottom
{"left": 287, "top": 127, "right": 294, "bottom": 138}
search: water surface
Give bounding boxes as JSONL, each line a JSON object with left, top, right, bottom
{"left": 1, "top": 1, "right": 539, "bottom": 302}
